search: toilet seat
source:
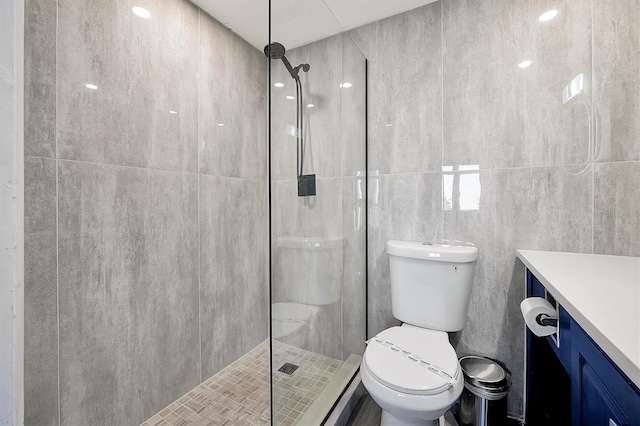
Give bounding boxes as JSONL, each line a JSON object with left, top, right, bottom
{"left": 363, "top": 326, "right": 461, "bottom": 396}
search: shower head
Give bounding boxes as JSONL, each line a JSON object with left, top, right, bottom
{"left": 264, "top": 42, "right": 286, "bottom": 60}
{"left": 264, "top": 42, "right": 309, "bottom": 81}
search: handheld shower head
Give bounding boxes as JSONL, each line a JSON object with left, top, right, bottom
{"left": 264, "top": 42, "right": 286, "bottom": 60}
{"left": 264, "top": 42, "right": 310, "bottom": 81}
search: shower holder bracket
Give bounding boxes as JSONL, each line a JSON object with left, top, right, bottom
{"left": 297, "top": 174, "right": 316, "bottom": 197}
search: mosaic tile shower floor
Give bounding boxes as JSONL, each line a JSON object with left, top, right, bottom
{"left": 141, "top": 340, "right": 343, "bottom": 426}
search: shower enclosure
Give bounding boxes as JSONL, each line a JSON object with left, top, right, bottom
{"left": 21, "top": 0, "right": 365, "bottom": 423}
{"left": 268, "top": 2, "right": 368, "bottom": 423}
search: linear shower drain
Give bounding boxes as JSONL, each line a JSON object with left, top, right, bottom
{"left": 278, "top": 362, "right": 299, "bottom": 375}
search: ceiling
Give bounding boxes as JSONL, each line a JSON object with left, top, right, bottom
{"left": 192, "top": 0, "right": 437, "bottom": 51}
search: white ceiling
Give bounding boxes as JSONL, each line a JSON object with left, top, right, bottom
{"left": 192, "top": 0, "right": 437, "bottom": 51}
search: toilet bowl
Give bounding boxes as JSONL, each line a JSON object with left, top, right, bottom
{"left": 361, "top": 241, "right": 478, "bottom": 426}
{"left": 362, "top": 325, "right": 463, "bottom": 426}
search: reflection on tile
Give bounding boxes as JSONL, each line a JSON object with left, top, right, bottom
{"left": 367, "top": 172, "right": 443, "bottom": 336}
{"left": 341, "top": 37, "right": 367, "bottom": 178}
{"left": 443, "top": 166, "right": 592, "bottom": 416}
{"left": 199, "top": 13, "right": 267, "bottom": 179}
{"left": 594, "top": 162, "right": 640, "bottom": 256}
{"left": 443, "top": 0, "right": 592, "bottom": 169}
{"left": 270, "top": 35, "right": 343, "bottom": 180}
{"left": 349, "top": 3, "right": 442, "bottom": 174}
{"left": 271, "top": 238, "right": 343, "bottom": 359}
{"left": 25, "top": 0, "right": 56, "bottom": 157}
{"left": 200, "top": 176, "right": 269, "bottom": 378}
{"left": 271, "top": 178, "right": 343, "bottom": 240}
{"left": 593, "top": 0, "right": 640, "bottom": 162}
{"left": 57, "top": 161, "right": 200, "bottom": 425}
{"left": 271, "top": 179, "right": 345, "bottom": 359}
{"left": 24, "top": 157, "right": 58, "bottom": 426}
{"left": 57, "top": 0, "right": 199, "bottom": 171}
{"left": 342, "top": 176, "right": 367, "bottom": 358}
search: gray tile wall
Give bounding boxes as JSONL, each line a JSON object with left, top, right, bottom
{"left": 349, "top": 0, "right": 639, "bottom": 420}
{"left": 24, "top": 0, "right": 268, "bottom": 424}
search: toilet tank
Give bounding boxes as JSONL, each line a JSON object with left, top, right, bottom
{"left": 387, "top": 240, "right": 478, "bottom": 332}
{"left": 276, "top": 236, "right": 345, "bottom": 305}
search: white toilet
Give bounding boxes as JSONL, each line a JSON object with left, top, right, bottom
{"left": 272, "top": 236, "right": 344, "bottom": 355}
{"left": 361, "top": 240, "right": 478, "bottom": 426}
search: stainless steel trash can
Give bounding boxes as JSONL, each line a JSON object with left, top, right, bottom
{"left": 457, "top": 356, "right": 511, "bottom": 426}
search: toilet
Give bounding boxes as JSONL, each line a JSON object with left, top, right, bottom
{"left": 361, "top": 240, "right": 478, "bottom": 426}
{"left": 272, "top": 235, "right": 345, "bottom": 355}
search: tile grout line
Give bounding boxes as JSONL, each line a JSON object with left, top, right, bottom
{"left": 28, "top": 155, "right": 266, "bottom": 181}
{"left": 25, "top": 155, "right": 634, "bottom": 180}
{"left": 197, "top": 8, "right": 202, "bottom": 385}
{"left": 590, "top": 0, "right": 596, "bottom": 255}
{"left": 356, "top": 159, "right": 640, "bottom": 179}
{"left": 55, "top": 0, "right": 61, "bottom": 424}
{"left": 440, "top": 0, "right": 445, "bottom": 240}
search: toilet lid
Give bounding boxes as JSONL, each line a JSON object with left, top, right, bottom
{"left": 364, "top": 326, "right": 460, "bottom": 395}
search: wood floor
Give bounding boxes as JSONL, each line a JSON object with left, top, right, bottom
{"left": 345, "top": 392, "right": 523, "bottom": 426}
{"left": 345, "top": 392, "right": 381, "bottom": 426}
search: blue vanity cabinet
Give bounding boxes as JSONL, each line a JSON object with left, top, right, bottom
{"left": 525, "top": 269, "right": 640, "bottom": 426}
{"left": 571, "top": 323, "right": 640, "bottom": 426}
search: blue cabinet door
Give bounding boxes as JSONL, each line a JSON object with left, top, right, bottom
{"left": 578, "top": 362, "right": 627, "bottom": 426}
{"left": 571, "top": 324, "right": 640, "bottom": 426}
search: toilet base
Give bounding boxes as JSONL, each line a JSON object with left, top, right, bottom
{"left": 381, "top": 410, "right": 442, "bottom": 426}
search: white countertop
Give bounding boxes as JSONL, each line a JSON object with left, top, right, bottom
{"left": 517, "top": 250, "right": 640, "bottom": 388}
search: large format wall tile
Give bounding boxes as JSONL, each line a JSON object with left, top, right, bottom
{"left": 348, "top": 2, "right": 441, "bottom": 72}
{"left": 26, "top": 0, "right": 270, "bottom": 424}
{"left": 199, "top": 176, "right": 269, "bottom": 378}
{"left": 24, "top": 157, "right": 58, "bottom": 426}
{"left": 57, "top": 161, "right": 200, "bottom": 425}
{"left": 199, "top": 13, "right": 267, "bottom": 179}
{"left": 367, "top": 172, "right": 443, "bottom": 336}
{"left": 24, "top": 0, "right": 56, "bottom": 158}
{"left": 443, "top": 166, "right": 593, "bottom": 416}
{"left": 349, "top": 3, "right": 442, "bottom": 174}
{"left": 366, "top": 61, "right": 442, "bottom": 175}
{"left": 57, "top": 0, "right": 199, "bottom": 172}
{"left": 593, "top": 0, "right": 640, "bottom": 162}
{"left": 594, "top": 162, "right": 640, "bottom": 256}
{"left": 443, "top": 0, "right": 592, "bottom": 169}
